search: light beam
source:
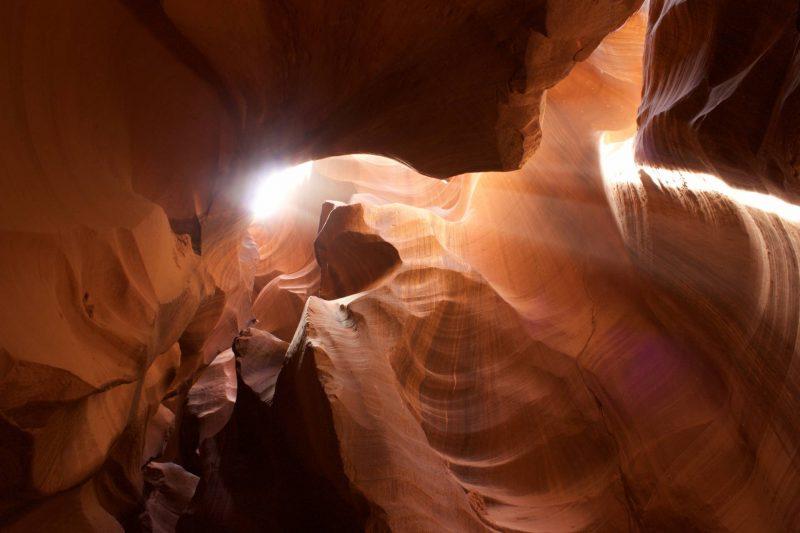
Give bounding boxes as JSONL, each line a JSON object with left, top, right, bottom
{"left": 600, "top": 134, "right": 800, "bottom": 223}
{"left": 250, "top": 161, "right": 313, "bottom": 219}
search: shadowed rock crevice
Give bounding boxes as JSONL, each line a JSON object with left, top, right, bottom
{"left": 174, "top": 327, "right": 381, "bottom": 532}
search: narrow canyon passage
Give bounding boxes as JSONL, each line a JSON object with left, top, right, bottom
{"left": 1, "top": 1, "right": 799, "bottom": 532}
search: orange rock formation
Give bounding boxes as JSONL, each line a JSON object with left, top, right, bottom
{"left": 2, "top": 1, "right": 799, "bottom": 531}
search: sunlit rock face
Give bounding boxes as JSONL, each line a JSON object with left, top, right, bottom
{"left": 2, "top": 1, "right": 800, "bottom": 531}
{"left": 637, "top": 0, "right": 800, "bottom": 199}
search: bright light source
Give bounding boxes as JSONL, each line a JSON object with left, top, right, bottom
{"left": 250, "top": 161, "right": 313, "bottom": 219}
{"left": 599, "top": 134, "right": 800, "bottom": 224}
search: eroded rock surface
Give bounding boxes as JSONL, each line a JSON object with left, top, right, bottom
{"left": 637, "top": 0, "right": 800, "bottom": 199}
{"left": 2, "top": 1, "right": 800, "bottom": 531}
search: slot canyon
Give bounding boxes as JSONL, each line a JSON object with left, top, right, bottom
{"left": 2, "top": 1, "right": 800, "bottom": 531}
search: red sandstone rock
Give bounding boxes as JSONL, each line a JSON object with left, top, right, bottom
{"left": 186, "top": 349, "right": 237, "bottom": 445}
{"left": 3, "top": 1, "right": 800, "bottom": 531}
{"left": 637, "top": 0, "right": 800, "bottom": 199}
{"left": 140, "top": 462, "right": 199, "bottom": 533}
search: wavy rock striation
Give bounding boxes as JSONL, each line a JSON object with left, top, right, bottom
{"left": 637, "top": 0, "right": 800, "bottom": 199}
{"left": 3, "top": 1, "right": 800, "bottom": 531}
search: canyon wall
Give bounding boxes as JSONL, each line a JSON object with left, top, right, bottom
{"left": 2, "top": 1, "right": 800, "bottom": 531}
{"left": 637, "top": 0, "right": 800, "bottom": 199}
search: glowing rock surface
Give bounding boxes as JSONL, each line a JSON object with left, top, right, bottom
{"left": 2, "top": 2, "right": 799, "bottom": 531}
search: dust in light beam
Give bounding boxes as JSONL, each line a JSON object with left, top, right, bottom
{"left": 599, "top": 134, "right": 800, "bottom": 224}
{"left": 250, "top": 161, "right": 314, "bottom": 219}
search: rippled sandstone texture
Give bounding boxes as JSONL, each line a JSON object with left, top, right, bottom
{"left": 3, "top": 1, "right": 800, "bottom": 531}
{"left": 637, "top": 0, "right": 800, "bottom": 199}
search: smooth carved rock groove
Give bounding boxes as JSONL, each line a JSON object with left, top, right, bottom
{"left": 637, "top": 0, "right": 800, "bottom": 200}
{"left": 2, "top": 2, "right": 800, "bottom": 532}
